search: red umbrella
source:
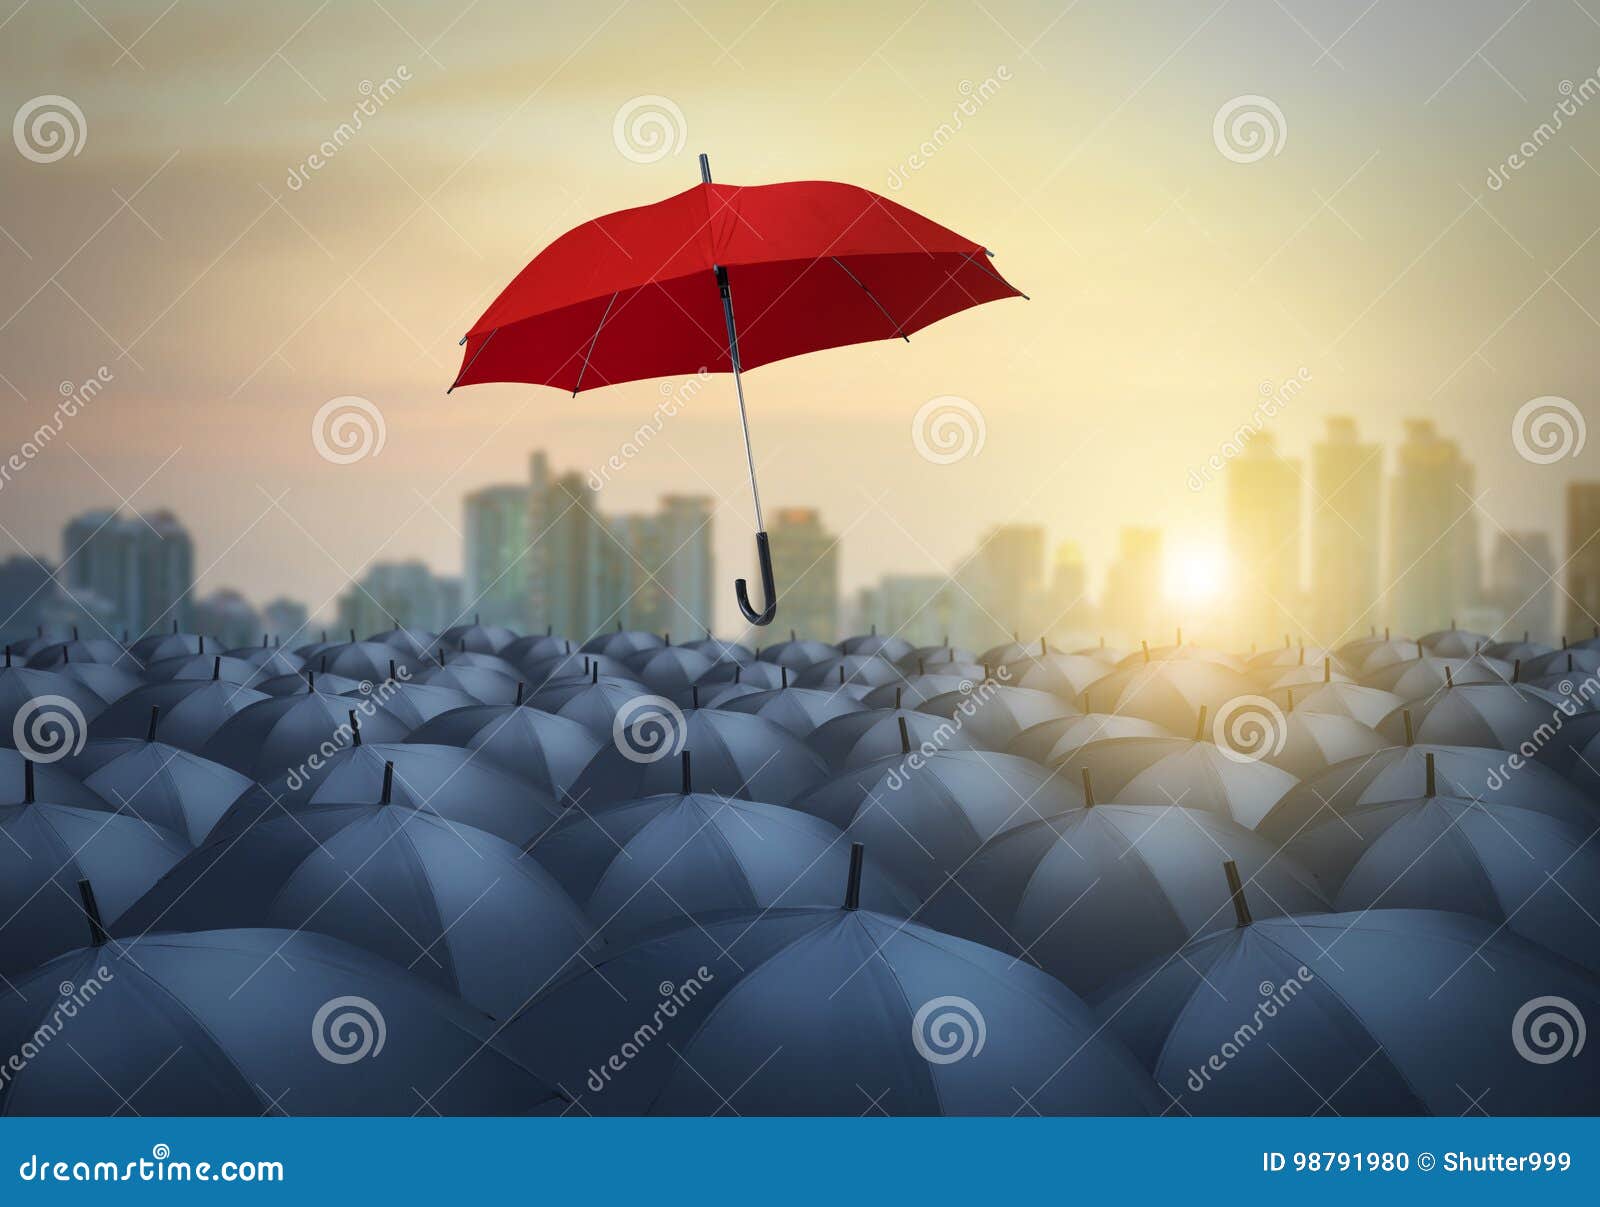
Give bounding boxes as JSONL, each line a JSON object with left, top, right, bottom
{"left": 450, "top": 155, "right": 1025, "bottom": 625}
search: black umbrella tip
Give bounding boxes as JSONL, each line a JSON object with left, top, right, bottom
{"left": 381, "top": 760, "right": 394, "bottom": 805}
{"left": 1424, "top": 752, "right": 1436, "bottom": 798}
{"left": 681, "top": 748, "right": 692, "bottom": 795}
{"left": 1402, "top": 708, "right": 1414, "bottom": 746}
{"left": 77, "top": 878, "right": 108, "bottom": 947}
{"left": 1222, "top": 860, "right": 1252, "bottom": 928}
{"left": 1081, "top": 767, "right": 1095, "bottom": 808}
{"left": 897, "top": 714, "right": 911, "bottom": 756}
{"left": 146, "top": 705, "right": 161, "bottom": 742}
{"left": 843, "top": 842, "right": 865, "bottom": 911}
{"left": 23, "top": 758, "right": 35, "bottom": 804}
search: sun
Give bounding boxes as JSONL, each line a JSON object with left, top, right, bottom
{"left": 1164, "top": 544, "right": 1230, "bottom": 603}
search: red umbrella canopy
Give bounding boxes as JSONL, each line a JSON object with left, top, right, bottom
{"left": 451, "top": 176, "right": 1024, "bottom": 393}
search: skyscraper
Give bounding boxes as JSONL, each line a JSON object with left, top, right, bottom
{"left": 1309, "top": 417, "right": 1382, "bottom": 645}
{"left": 195, "top": 588, "right": 260, "bottom": 649}
{"left": 650, "top": 495, "right": 714, "bottom": 640}
{"left": 1388, "top": 420, "right": 1480, "bottom": 636}
{"left": 1565, "top": 482, "right": 1600, "bottom": 640}
{"left": 768, "top": 508, "right": 838, "bottom": 641}
{"left": 1487, "top": 531, "right": 1554, "bottom": 643}
{"left": 1100, "top": 527, "right": 1163, "bottom": 644}
{"left": 1225, "top": 432, "right": 1302, "bottom": 645}
{"left": 60, "top": 508, "right": 194, "bottom": 638}
{"left": 1044, "top": 541, "right": 1094, "bottom": 641}
{"left": 963, "top": 524, "right": 1044, "bottom": 645}
{"left": 463, "top": 484, "right": 531, "bottom": 629}
{"left": 526, "top": 452, "right": 625, "bottom": 641}
{"left": 336, "top": 561, "right": 457, "bottom": 637}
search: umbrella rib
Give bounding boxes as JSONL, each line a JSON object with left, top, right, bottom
{"left": 447, "top": 327, "right": 498, "bottom": 394}
{"left": 572, "top": 291, "right": 619, "bottom": 397}
{"left": 959, "top": 250, "right": 1029, "bottom": 300}
{"left": 829, "top": 256, "right": 909, "bottom": 342}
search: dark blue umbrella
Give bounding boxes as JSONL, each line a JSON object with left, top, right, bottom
{"left": 438, "top": 618, "right": 519, "bottom": 653}
{"left": 1009, "top": 713, "right": 1171, "bottom": 764}
{"left": 807, "top": 705, "right": 986, "bottom": 769}
{"left": 415, "top": 660, "right": 523, "bottom": 705}
{"left": 531, "top": 752, "right": 913, "bottom": 939}
{"left": 343, "top": 680, "right": 479, "bottom": 730}
{"left": 698, "top": 658, "right": 784, "bottom": 688}
{"left": 757, "top": 635, "right": 838, "bottom": 668}
{"left": 367, "top": 624, "right": 440, "bottom": 660}
{"left": 408, "top": 703, "right": 601, "bottom": 796}
{"left": 716, "top": 683, "right": 868, "bottom": 737}
{"left": 221, "top": 644, "right": 307, "bottom": 676}
{"left": 1263, "top": 679, "right": 1404, "bottom": 728}
{"left": 0, "top": 763, "right": 185, "bottom": 977}
{"left": 682, "top": 635, "right": 755, "bottom": 665}
{"left": 896, "top": 642, "right": 978, "bottom": 670}
{"left": 24, "top": 634, "right": 133, "bottom": 670}
{"left": 581, "top": 628, "right": 664, "bottom": 658}
{"left": 794, "top": 736, "right": 1083, "bottom": 898}
{"left": 50, "top": 660, "right": 143, "bottom": 706}
{"left": 924, "top": 800, "right": 1328, "bottom": 995}
{"left": 1, "top": 662, "right": 106, "bottom": 750}
{"left": 863, "top": 671, "right": 978, "bottom": 709}
{"left": 1002, "top": 651, "right": 1113, "bottom": 699}
{"left": 521, "top": 649, "right": 635, "bottom": 684}
{"left": 1, "top": 749, "right": 105, "bottom": 808}
{"left": 1097, "top": 891, "right": 1600, "bottom": 1115}
{"left": 980, "top": 637, "right": 1053, "bottom": 666}
{"left": 88, "top": 679, "right": 268, "bottom": 753}
{"left": 126, "top": 626, "right": 210, "bottom": 664}
{"left": 315, "top": 637, "right": 426, "bottom": 684}
{"left": 1484, "top": 635, "right": 1557, "bottom": 661}
{"left": 254, "top": 667, "right": 365, "bottom": 696}
{"left": 919, "top": 684, "right": 1075, "bottom": 749}
{"left": 1265, "top": 706, "right": 1386, "bottom": 779}
{"left": 794, "top": 653, "right": 907, "bottom": 691}
{"left": 142, "top": 651, "right": 267, "bottom": 685}
{"left": 1419, "top": 625, "right": 1491, "bottom": 658}
{"left": 65, "top": 721, "right": 255, "bottom": 847}
{"left": 1085, "top": 660, "right": 1259, "bottom": 734}
{"left": 501, "top": 630, "right": 568, "bottom": 666}
{"left": 200, "top": 691, "right": 409, "bottom": 796}
{"left": 624, "top": 645, "right": 714, "bottom": 692}
{"left": 432, "top": 649, "right": 524, "bottom": 677}
{"left": 117, "top": 792, "right": 598, "bottom": 1019}
{"left": 1375, "top": 683, "right": 1568, "bottom": 750}
{"left": 572, "top": 706, "right": 828, "bottom": 807}
{"left": 1524, "top": 647, "right": 1600, "bottom": 678}
{"left": 0, "top": 928, "right": 563, "bottom": 1115}
{"left": 1362, "top": 653, "right": 1510, "bottom": 698}
{"left": 669, "top": 680, "right": 764, "bottom": 710}
{"left": 531, "top": 671, "right": 658, "bottom": 736}
{"left": 506, "top": 867, "right": 1159, "bottom": 1115}
{"left": 837, "top": 629, "right": 916, "bottom": 662}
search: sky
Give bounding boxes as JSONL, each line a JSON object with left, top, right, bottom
{"left": 1, "top": 0, "right": 1598, "bottom": 634}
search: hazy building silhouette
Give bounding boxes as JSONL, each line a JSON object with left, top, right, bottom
{"left": 526, "top": 452, "right": 624, "bottom": 641}
{"left": 1044, "top": 541, "right": 1094, "bottom": 641}
{"left": 261, "top": 597, "right": 309, "bottom": 643}
{"left": 856, "top": 574, "right": 957, "bottom": 648}
{"left": 650, "top": 495, "right": 714, "bottom": 640}
{"left": 1565, "top": 482, "right": 1600, "bottom": 640}
{"left": 195, "top": 588, "right": 260, "bottom": 649}
{"left": 463, "top": 484, "right": 531, "bottom": 630}
{"left": 1388, "top": 420, "right": 1480, "bottom": 635}
{"left": 0, "top": 555, "right": 58, "bottom": 644}
{"left": 61, "top": 509, "right": 193, "bottom": 638}
{"left": 337, "top": 561, "right": 457, "bottom": 638}
{"left": 769, "top": 508, "right": 838, "bottom": 641}
{"left": 1101, "top": 528, "right": 1163, "bottom": 643}
{"left": 963, "top": 524, "right": 1044, "bottom": 645}
{"left": 1309, "top": 417, "right": 1382, "bottom": 644}
{"left": 1486, "top": 531, "right": 1554, "bottom": 643}
{"left": 1225, "top": 432, "right": 1302, "bottom": 645}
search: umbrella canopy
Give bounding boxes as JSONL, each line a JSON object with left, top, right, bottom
{"left": 1084, "top": 660, "right": 1260, "bottom": 735}
{"left": 570, "top": 709, "right": 828, "bottom": 807}
{"left": 141, "top": 652, "right": 268, "bottom": 686}
{"left": 1096, "top": 905, "right": 1600, "bottom": 1115}
{"left": 117, "top": 801, "right": 598, "bottom": 1019}
{"left": 757, "top": 636, "right": 839, "bottom": 668}
{"left": 793, "top": 748, "right": 1083, "bottom": 898}
{"left": 1374, "top": 683, "right": 1568, "bottom": 750}
{"left": 863, "top": 672, "right": 980, "bottom": 709}
{"left": 715, "top": 684, "right": 868, "bottom": 737}
{"left": 807, "top": 708, "right": 986, "bottom": 769}
{"left": 918, "top": 684, "right": 1075, "bottom": 749}
{"left": 1257, "top": 661, "right": 1355, "bottom": 693}
{"left": 1420, "top": 626, "right": 1491, "bottom": 657}
{"left": 682, "top": 635, "right": 756, "bottom": 665}
{"left": 924, "top": 803, "right": 1328, "bottom": 995}
{"left": 0, "top": 929, "right": 563, "bottom": 1115}
{"left": 65, "top": 732, "right": 255, "bottom": 847}
{"left": 1001, "top": 651, "right": 1114, "bottom": 699}
{"left": 255, "top": 668, "right": 364, "bottom": 696}
{"left": 581, "top": 629, "right": 664, "bottom": 659}
{"left": 530, "top": 762, "right": 914, "bottom": 940}
{"left": 530, "top": 672, "right": 658, "bottom": 735}
{"left": 1484, "top": 636, "right": 1557, "bottom": 661}
{"left": 1, "top": 750, "right": 105, "bottom": 808}
{"left": 0, "top": 665, "right": 106, "bottom": 751}
{"left": 0, "top": 781, "right": 186, "bottom": 976}
{"left": 414, "top": 661, "right": 523, "bottom": 705}
{"left": 199, "top": 691, "right": 410, "bottom": 795}
{"left": 126, "top": 629, "right": 210, "bottom": 664}
{"left": 1010, "top": 713, "right": 1173, "bottom": 764}
{"left": 698, "top": 658, "right": 784, "bottom": 688}
{"left": 367, "top": 625, "right": 440, "bottom": 659}
{"left": 437, "top": 620, "right": 519, "bottom": 654}
{"left": 1072, "top": 638, "right": 1130, "bottom": 663}
{"left": 313, "top": 639, "right": 425, "bottom": 684}
{"left": 407, "top": 704, "right": 602, "bottom": 797}
{"left": 23, "top": 636, "right": 134, "bottom": 670}
{"left": 343, "top": 680, "right": 480, "bottom": 731}
{"left": 48, "top": 661, "right": 143, "bottom": 706}
{"left": 1347, "top": 635, "right": 1426, "bottom": 674}
{"left": 500, "top": 631, "right": 567, "bottom": 666}
{"left": 1258, "top": 744, "right": 1599, "bottom": 843}
{"left": 521, "top": 649, "right": 634, "bottom": 684}
{"left": 1055, "top": 730, "right": 1298, "bottom": 830}
{"left": 1362, "top": 653, "right": 1510, "bottom": 698}
{"left": 88, "top": 680, "right": 268, "bottom": 753}
{"left": 505, "top": 902, "right": 1156, "bottom": 1116}
{"left": 1266, "top": 708, "right": 1387, "bottom": 779}
{"left": 897, "top": 642, "right": 978, "bottom": 670}
{"left": 624, "top": 645, "right": 715, "bottom": 692}
{"left": 1264, "top": 679, "right": 1405, "bottom": 728}
{"left": 1246, "top": 642, "right": 1347, "bottom": 674}
{"left": 221, "top": 645, "right": 306, "bottom": 676}
{"left": 1115, "top": 640, "right": 1246, "bottom": 673}
{"left": 670, "top": 680, "right": 763, "bottom": 710}
{"left": 794, "top": 653, "right": 908, "bottom": 690}
{"left": 1524, "top": 647, "right": 1600, "bottom": 678}
{"left": 836, "top": 631, "right": 916, "bottom": 662}
{"left": 1283, "top": 765, "right": 1600, "bottom": 974}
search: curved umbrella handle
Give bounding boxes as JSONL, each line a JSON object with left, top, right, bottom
{"left": 736, "top": 531, "right": 778, "bottom": 626}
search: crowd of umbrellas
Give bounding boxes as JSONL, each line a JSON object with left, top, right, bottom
{"left": 2, "top": 617, "right": 1598, "bottom": 1116}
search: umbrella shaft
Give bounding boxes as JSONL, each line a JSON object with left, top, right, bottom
{"left": 717, "top": 270, "right": 764, "bottom": 531}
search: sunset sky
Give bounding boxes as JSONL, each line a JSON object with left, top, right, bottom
{"left": 2, "top": 0, "right": 1598, "bottom": 633}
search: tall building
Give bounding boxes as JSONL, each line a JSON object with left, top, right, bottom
{"left": 769, "top": 508, "right": 838, "bottom": 641}
{"left": 1309, "top": 417, "right": 1382, "bottom": 645}
{"left": 261, "top": 597, "right": 309, "bottom": 644}
{"left": 963, "top": 524, "right": 1044, "bottom": 645}
{"left": 0, "top": 555, "right": 58, "bottom": 644}
{"left": 1487, "top": 531, "right": 1554, "bottom": 643}
{"left": 195, "top": 588, "right": 261, "bottom": 648}
{"left": 60, "top": 508, "right": 194, "bottom": 638}
{"left": 526, "top": 452, "right": 625, "bottom": 641}
{"left": 336, "top": 561, "right": 457, "bottom": 638}
{"left": 1388, "top": 420, "right": 1480, "bottom": 636}
{"left": 1225, "top": 432, "right": 1302, "bottom": 645}
{"left": 650, "top": 495, "right": 714, "bottom": 640}
{"left": 1565, "top": 482, "right": 1600, "bottom": 639}
{"left": 1101, "top": 527, "right": 1163, "bottom": 644}
{"left": 855, "top": 574, "right": 957, "bottom": 648}
{"left": 1044, "top": 541, "right": 1094, "bottom": 641}
{"left": 463, "top": 484, "right": 531, "bottom": 629}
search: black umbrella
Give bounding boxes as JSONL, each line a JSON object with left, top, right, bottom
{"left": 116, "top": 793, "right": 599, "bottom": 1019}
{"left": 0, "top": 662, "right": 106, "bottom": 750}
{"left": 438, "top": 618, "right": 519, "bottom": 654}
{"left": 1263, "top": 679, "right": 1404, "bottom": 728}
{"left": 895, "top": 642, "right": 978, "bottom": 670}
{"left": 862, "top": 671, "right": 979, "bottom": 709}
{"left": 794, "top": 653, "right": 907, "bottom": 691}
{"left": 681, "top": 635, "right": 756, "bottom": 665}
{"left": 1097, "top": 884, "right": 1600, "bottom": 1114}
{"left": 837, "top": 629, "right": 916, "bottom": 662}
{"left": 1419, "top": 624, "right": 1491, "bottom": 658}
{"left": 126, "top": 627, "right": 211, "bottom": 664}
{"left": 1001, "top": 651, "right": 1114, "bottom": 699}
{"left": 1524, "top": 647, "right": 1600, "bottom": 678}
{"left": 571, "top": 707, "right": 828, "bottom": 807}
{"left": 980, "top": 637, "right": 1055, "bottom": 666}
{"left": 581, "top": 628, "right": 664, "bottom": 659}
{"left": 414, "top": 660, "right": 523, "bottom": 705}
{"left": 408, "top": 703, "right": 602, "bottom": 797}
{"left": 668, "top": 680, "right": 764, "bottom": 710}
{"left": 756, "top": 634, "right": 838, "bottom": 668}
{"left": 200, "top": 691, "right": 409, "bottom": 796}
{"left": 1084, "top": 660, "right": 1260, "bottom": 735}
{"left": 1009, "top": 713, "right": 1172, "bottom": 764}
{"left": 142, "top": 652, "right": 267, "bottom": 685}
{"left": 924, "top": 800, "right": 1328, "bottom": 995}
{"left": 0, "top": 928, "right": 563, "bottom": 1114}
{"left": 715, "top": 682, "right": 869, "bottom": 737}
{"left": 520, "top": 649, "right": 635, "bottom": 684}
{"left": 806, "top": 705, "right": 986, "bottom": 769}
{"left": 23, "top": 635, "right": 134, "bottom": 670}
{"left": 530, "top": 671, "right": 659, "bottom": 736}
{"left": 531, "top": 753, "right": 914, "bottom": 940}
{"left": 1484, "top": 636, "right": 1557, "bottom": 661}
{"left": 342, "top": 679, "right": 479, "bottom": 730}
{"left": 314, "top": 637, "right": 426, "bottom": 684}
{"left": 505, "top": 867, "right": 1159, "bottom": 1115}
{"left": 367, "top": 624, "right": 440, "bottom": 660}
{"left": 1264, "top": 706, "right": 1385, "bottom": 779}
{"left": 698, "top": 658, "right": 784, "bottom": 689}
{"left": 221, "top": 644, "right": 307, "bottom": 675}
{"left": 1362, "top": 652, "right": 1510, "bottom": 698}
{"left": 500, "top": 630, "right": 568, "bottom": 666}
{"left": 624, "top": 645, "right": 715, "bottom": 692}
{"left": 88, "top": 679, "right": 269, "bottom": 753}
{"left": 918, "top": 684, "right": 1075, "bottom": 749}
{"left": 1374, "top": 682, "right": 1568, "bottom": 750}
{"left": 1, "top": 749, "right": 105, "bottom": 808}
